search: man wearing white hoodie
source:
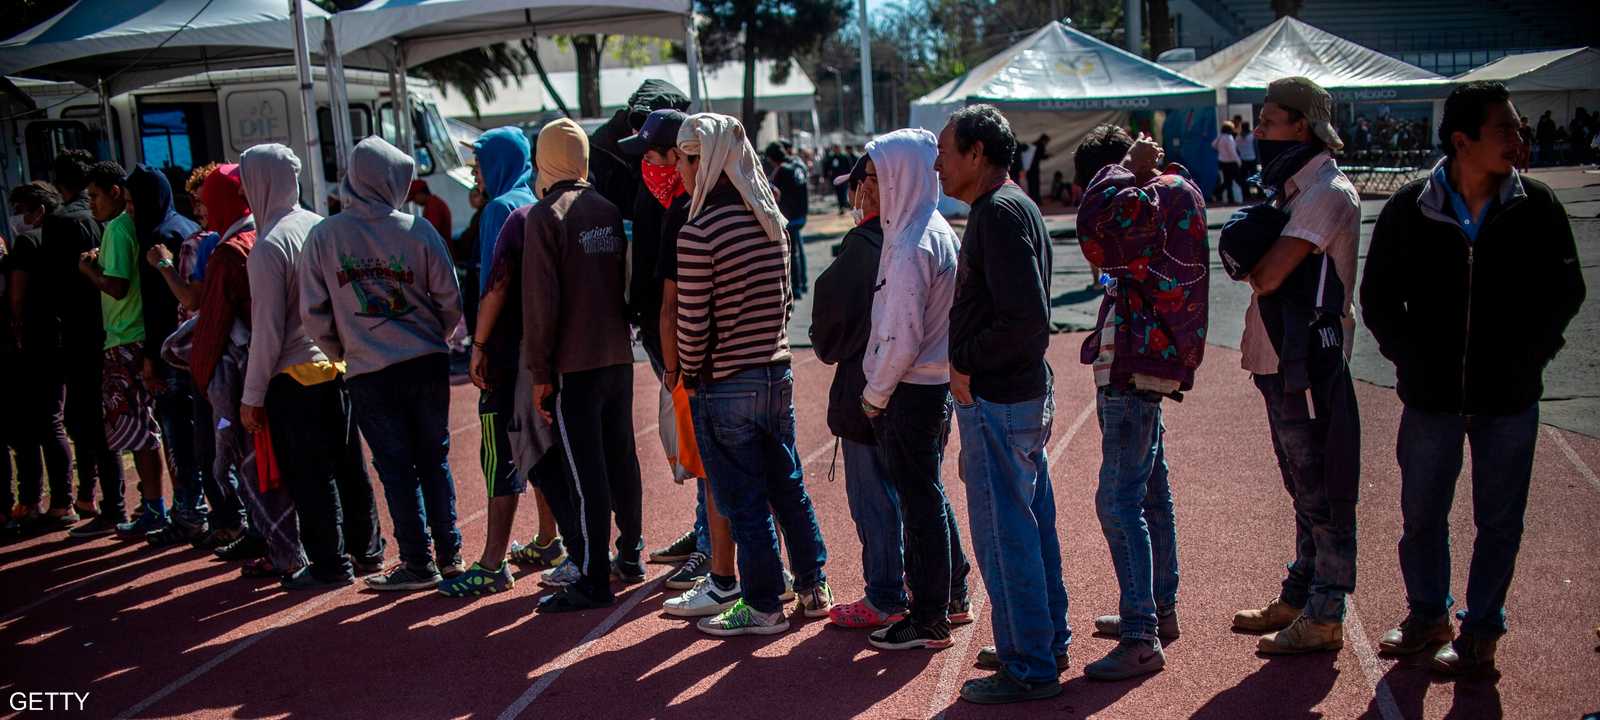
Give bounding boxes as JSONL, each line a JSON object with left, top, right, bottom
{"left": 239, "top": 144, "right": 384, "bottom": 591}
{"left": 856, "top": 129, "right": 973, "bottom": 652}
{"left": 300, "top": 136, "right": 465, "bottom": 592}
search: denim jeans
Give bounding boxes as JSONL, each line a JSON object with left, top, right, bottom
{"left": 691, "top": 364, "right": 828, "bottom": 614}
{"left": 155, "top": 365, "right": 209, "bottom": 527}
{"left": 1094, "top": 386, "right": 1179, "bottom": 641}
{"left": 870, "top": 382, "right": 970, "bottom": 626}
{"left": 1397, "top": 402, "right": 1539, "bottom": 635}
{"left": 347, "top": 353, "right": 461, "bottom": 570}
{"left": 1254, "top": 371, "right": 1360, "bottom": 623}
{"left": 956, "top": 388, "right": 1071, "bottom": 684}
{"left": 841, "top": 439, "right": 909, "bottom": 613}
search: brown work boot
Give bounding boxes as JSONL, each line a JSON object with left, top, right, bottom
{"left": 1257, "top": 614, "right": 1344, "bottom": 655}
{"left": 1232, "top": 596, "right": 1302, "bottom": 633}
{"left": 1378, "top": 614, "right": 1454, "bottom": 656}
{"left": 1431, "top": 632, "right": 1498, "bottom": 676}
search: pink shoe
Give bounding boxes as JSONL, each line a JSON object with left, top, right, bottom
{"left": 828, "top": 597, "right": 906, "bottom": 629}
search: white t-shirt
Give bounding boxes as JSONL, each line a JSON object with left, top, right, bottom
{"left": 1237, "top": 132, "right": 1257, "bottom": 162}
{"left": 1213, "top": 134, "right": 1240, "bottom": 163}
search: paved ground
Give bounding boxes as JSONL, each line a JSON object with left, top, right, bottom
{"left": 3, "top": 335, "right": 1598, "bottom": 720}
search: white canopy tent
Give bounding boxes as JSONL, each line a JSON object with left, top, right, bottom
{"left": 1183, "top": 17, "right": 1449, "bottom": 105}
{"left": 1452, "top": 47, "right": 1600, "bottom": 130}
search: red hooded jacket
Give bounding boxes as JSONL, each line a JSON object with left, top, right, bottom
{"left": 190, "top": 164, "right": 257, "bottom": 389}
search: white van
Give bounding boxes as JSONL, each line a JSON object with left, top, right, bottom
{"left": 7, "top": 66, "right": 476, "bottom": 238}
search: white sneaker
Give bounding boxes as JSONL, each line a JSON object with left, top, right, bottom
{"left": 540, "top": 559, "right": 581, "bottom": 587}
{"left": 664, "top": 577, "right": 742, "bottom": 618}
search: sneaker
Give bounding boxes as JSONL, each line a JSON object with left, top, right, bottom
{"left": 795, "top": 580, "right": 833, "bottom": 618}
{"left": 281, "top": 567, "right": 354, "bottom": 591}
{"left": 193, "top": 526, "right": 243, "bottom": 551}
{"left": 537, "top": 584, "right": 614, "bottom": 613}
{"left": 508, "top": 536, "right": 566, "bottom": 569}
{"left": 146, "top": 521, "right": 206, "bottom": 548}
{"left": 1233, "top": 596, "right": 1302, "bottom": 633}
{"left": 665, "top": 577, "right": 742, "bottom": 618}
{"left": 1257, "top": 615, "right": 1344, "bottom": 655}
{"left": 665, "top": 552, "right": 710, "bottom": 590}
{"left": 437, "top": 562, "right": 515, "bottom": 597}
{"left": 829, "top": 598, "right": 906, "bottom": 629}
{"left": 958, "top": 668, "right": 1063, "bottom": 705}
{"left": 780, "top": 569, "right": 796, "bottom": 602}
{"left": 869, "top": 618, "right": 953, "bottom": 650}
{"left": 68, "top": 515, "right": 122, "bottom": 539}
{"left": 213, "top": 534, "right": 268, "bottom": 561}
{"left": 351, "top": 555, "right": 385, "bottom": 577}
{"left": 1093, "top": 609, "right": 1181, "bottom": 641}
{"left": 977, "top": 645, "right": 1071, "bottom": 672}
{"left": 116, "top": 506, "right": 169, "bottom": 539}
{"left": 1084, "top": 638, "right": 1166, "bottom": 680}
{"left": 649, "top": 529, "right": 698, "bottom": 564}
{"left": 365, "top": 564, "right": 443, "bottom": 592}
{"left": 40, "top": 508, "right": 81, "bottom": 530}
{"left": 540, "top": 559, "right": 581, "bottom": 587}
{"left": 1430, "top": 632, "right": 1498, "bottom": 676}
{"left": 73, "top": 500, "right": 99, "bottom": 518}
{"left": 438, "top": 557, "right": 468, "bottom": 579}
{"left": 697, "top": 599, "right": 790, "bottom": 637}
{"left": 1379, "top": 614, "right": 1454, "bottom": 656}
{"left": 948, "top": 599, "right": 978, "bottom": 626}
{"left": 611, "top": 555, "right": 647, "bottom": 584}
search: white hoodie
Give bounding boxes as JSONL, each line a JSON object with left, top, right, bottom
{"left": 240, "top": 143, "right": 329, "bottom": 406}
{"left": 861, "top": 128, "right": 960, "bottom": 407}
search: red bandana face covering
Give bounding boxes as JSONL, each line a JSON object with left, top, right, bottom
{"left": 641, "top": 157, "right": 685, "bottom": 208}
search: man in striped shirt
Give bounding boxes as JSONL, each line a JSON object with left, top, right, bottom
{"left": 672, "top": 113, "right": 832, "bottom": 637}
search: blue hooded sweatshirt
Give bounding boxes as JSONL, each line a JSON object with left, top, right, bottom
{"left": 473, "top": 126, "right": 535, "bottom": 295}
{"left": 126, "top": 164, "right": 199, "bottom": 361}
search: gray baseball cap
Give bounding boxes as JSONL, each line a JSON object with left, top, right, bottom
{"left": 1265, "top": 76, "right": 1344, "bottom": 151}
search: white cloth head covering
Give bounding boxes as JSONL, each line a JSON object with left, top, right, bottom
{"left": 675, "top": 112, "right": 788, "bottom": 246}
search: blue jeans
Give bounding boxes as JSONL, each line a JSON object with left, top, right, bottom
{"left": 842, "top": 439, "right": 909, "bottom": 613}
{"left": 691, "top": 364, "right": 827, "bottom": 614}
{"left": 347, "top": 353, "right": 461, "bottom": 570}
{"left": 1397, "top": 403, "right": 1538, "bottom": 635}
{"left": 155, "top": 366, "right": 209, "bottom": 527}
{"left": 1094, "top": 387, "right": 1179, "bottom": 641}
{"left": 956, "top": 388, "right": 1071, "bottom": 684}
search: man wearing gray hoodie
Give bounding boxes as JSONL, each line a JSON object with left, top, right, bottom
{"left": 299, "top": 136, "right": 465, "bottom": 592}
{"left": 240, "top": 144, "right": 384, "bottom": 590}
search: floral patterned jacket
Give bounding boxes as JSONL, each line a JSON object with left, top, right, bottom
{"left": 1076, "top": 162, "right": 1210, "bottom": 391}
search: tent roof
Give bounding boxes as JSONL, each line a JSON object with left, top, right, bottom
{"left": 1451, "top": 47, "right": 1600, "bottom": 92}
{"left": 911, "top": 21, "right": 1215, "bottom": 112}
{"left": 333, "top": 0, "right": 689, "bottom": 68}
{"left": 435, "top": 59, "right": 814, "bottom": 123}
{"left": 0, "top": 0, "right": 330, "bottom": 95}
{"left": 1185, "top": 17, "right": 1447, "bottom": 102}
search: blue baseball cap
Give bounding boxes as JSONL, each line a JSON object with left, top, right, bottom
{"left": 620, "top": 109, "right": 688, "bottom": 156}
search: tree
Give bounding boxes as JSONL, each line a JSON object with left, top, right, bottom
{"left": 695, "top": 0, "right": 852, "bottom": 130}
{"left": 572, "top": 35, "right": 605, "bottom": 117}
{"left": 1147, "top": 0, "right": 1174, "bottom": 57}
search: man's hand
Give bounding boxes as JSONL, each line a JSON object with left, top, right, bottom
{"left": 532, "top": 383, "right": 554, "bottom": 424}
{"left": 468, "top": 344, "right": 490, "bottom": 390}
{"left": 860, "top": 396, "right": 884, "bottom": 419}
{"left": 950, "top": 368, "right": 975, "bottom": 406}
{"left": 1125, "top": 133, "right": 1164, "bottom": 184}
{"left": 141, "top": 358, "right": 166, "bottom": 395}
{"left": 145, "top": 244, "right": 174, "bottom": 269}
{"left": 78, "top": 249, "right": 99, "bottom": 276}
{"left": 240, "top": 403, "right": 267, "bottom": 434}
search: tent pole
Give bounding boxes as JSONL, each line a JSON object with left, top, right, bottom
{"left": 289, "top": 0, "right": 327, "bottom": 215}
{"left": 394, "top": 41, "right": 413, "bottom": 159}
{"left": 323, "top": 16, "right": 354, "bottom": 187}
{"left": 98, "top": 77, "right": 116, "bottom": 164}
{"left": 1124, "top": 0, "right": 1142, "bottom": 55}
{"left": 526, "top": 32, "right": 571, "bottom": 118}
{"left": 684, "top": 9, "right": 703, "bottom": 112}
{"left": 857, "top": 0, "right": 874, "bottom": 134}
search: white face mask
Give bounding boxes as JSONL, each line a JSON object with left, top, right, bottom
{"left": 9, "top": 213, "right": 35, "bottom": 237}
{"left": 850, "top": 207, "right": 864, "bottom": 225}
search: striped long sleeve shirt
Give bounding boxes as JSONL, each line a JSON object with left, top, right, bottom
{"left": 675, "top": 188, "right": 793, "bottom": 387}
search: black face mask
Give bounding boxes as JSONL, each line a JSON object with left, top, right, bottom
{"left": 1254, "top": 138, "right": 1298, "bottom": 172}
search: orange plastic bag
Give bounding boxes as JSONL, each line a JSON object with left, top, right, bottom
{"left": 671, "top": 380, "right": 707, "bottom": 480}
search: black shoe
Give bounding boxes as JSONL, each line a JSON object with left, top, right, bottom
{"left": 611, "top": 556, "right": 646, "bottom": 584}
{"left": 281, "top": 567, "right": 354, "bottom": 591}
{"left": 193, "top": 526, "right": 243, "bottom": 550}
{"left": 665, "top": 552, "right": 710, "bottom": 590}
{"left": 869, "top": 618, "right": 954, "bottom": 650}
{"left": 959, "top": 668, "right": 1063, "bottom": 705}
{"left": 649, "top": 530, "right": 698, "bottom": 564}
{"left": 147, "top": 521, "right": 206, "bottom": 548}
{"left": 68, "top": 515, "right": 122, "bottom": 539}
{"left": 213, "top": 534, "right": 268, "bottom": 561}
{"left": 351, "top": 555, "right": 385, "bottom": 577}
{"left": 537, "top": 585, "right": 614, "bottom": 614}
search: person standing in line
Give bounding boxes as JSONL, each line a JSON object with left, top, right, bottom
{"left": 1535, "top": 110, "right": 1556, "bottom": 165}
{"left": 300, "top": 136, "right": 465, "bottom": 592}
{"left": 76, "top": 162, "right": 168, "bottom": 539}
{"left": 1073, "top": 126, "right": 1210, "bottom": 680}
{"left": 854, "top": 128, "right": 976, "bottom": 653}
{"left": 1238, "top": 121, "right": 1259, "bottom": 200}
{"left": 677, "top": 114, "right": 833, "bottom": 637}
{"left": 1212, "top": 122, "right": 1242, "bottom": 205}
{"left": 237, "top": 144, "right": 385, "bottom": 590}
{"left": 1362, "top": 81, "right": 1585, "bottom": 676}
{"left": 766, "top": 142, "right": 811, "bottom": 299}
{"left": 1026, "top": 133, "right": 1050, "bottom": 203}
{"left": 1228, "top": 77, "right": 1364, "bottom": 656}
{"left": 935, "top": 105, "right": 1068, "bottom": 705}
{"left": 520, "top": 119, "right": 645, "bottom": 613}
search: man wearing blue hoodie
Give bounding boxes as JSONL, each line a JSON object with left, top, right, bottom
{"left": 301, "top": 136, "right": 465, "bottom": 592}
{"left": 473, "top": 127, "right": 537, "bottom": 296}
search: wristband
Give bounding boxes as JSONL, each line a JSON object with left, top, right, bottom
{"left": 157, "top": 258, "right": 174, "bottom": 269}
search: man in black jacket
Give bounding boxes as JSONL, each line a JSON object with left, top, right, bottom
{"left": 1362, "top": 81, "right": 1586, "bottom": 676}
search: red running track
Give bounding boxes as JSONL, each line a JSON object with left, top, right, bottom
{"left": 2, "top": 335, "right": 1597, "bottom": 719}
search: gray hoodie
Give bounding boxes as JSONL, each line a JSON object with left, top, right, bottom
{"left": 298, "top": 136, "right": 463, "bottom": 378}
{"left": 241, "top": 143, "right": 331, "bottom": 405}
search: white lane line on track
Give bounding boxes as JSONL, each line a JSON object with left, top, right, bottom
{"left": 1545, "top": 425, "right": 1600, "bottom": 495}
{"left": 498, "top": 438, "right": 836, "bottom": 720}
{"left": 928, "top": 395, "right": 1095, "bottom": 720}
{"left": 1345, "top": 597, "right": 1405, "bottom": 720}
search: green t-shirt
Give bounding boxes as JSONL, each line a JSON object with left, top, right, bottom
{"left": 99, "top": 212, "right": 145, "bottom": 350}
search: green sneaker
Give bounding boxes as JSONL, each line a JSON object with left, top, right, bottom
{"left": 508, "top": 536, "right": 567, "bottom": 569}
{"left": 696, "top": 599, "right": 790, "bottom": 637}
{"left": 437, "top": 562, "right": 514, "bottom": 597}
